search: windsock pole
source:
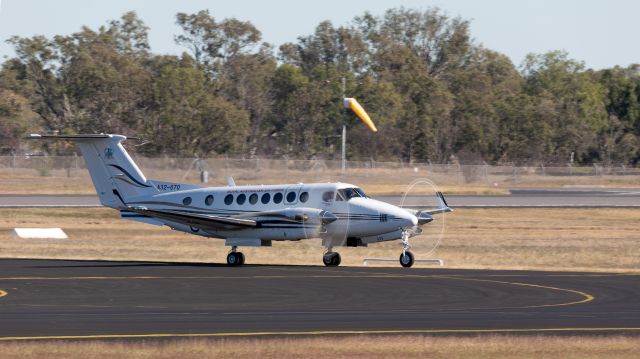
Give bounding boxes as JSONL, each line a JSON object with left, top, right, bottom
{"left": 341, "top": 77, "right": 347, "bottom": 173}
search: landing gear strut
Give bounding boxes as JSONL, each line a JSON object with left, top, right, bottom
{"left": 227, "top": 246, "right": 245, "bottom": 267}
{"left": 323, "top": 248, "right": 341, "bottom": 267}
{"left": 399, "top": 230, "right": 414, "bottom": 268}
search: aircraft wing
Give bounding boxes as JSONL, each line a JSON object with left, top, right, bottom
{"left": 405, "top": 192, "right": 453, "bottom": 225}
{"left": 129, "top": 207, "right": 257, "bottom": 230}
{"left": 127, "top": 206, "right": 337, "bottom": 231}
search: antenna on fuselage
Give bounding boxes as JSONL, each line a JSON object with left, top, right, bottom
{"left": 227, "top": 176, "right": 236, "bottom": 187}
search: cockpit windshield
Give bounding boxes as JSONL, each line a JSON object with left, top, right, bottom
{"left": 337, "top": 187, "right": 368, "bottom": 201}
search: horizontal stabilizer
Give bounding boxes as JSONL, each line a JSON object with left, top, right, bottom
{"left": 26, "top": 134, "right": 139, "bottom": 140}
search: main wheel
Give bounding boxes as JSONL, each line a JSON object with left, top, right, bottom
{"left": 331, "top": 252, "right": 341, "bottom": 266}
{"left": 323, "top": 252, "right": 341, "bottom": 267}
{"left": 227, "top": 252, "right": 243, "bottom": 266}
{"left": 399, "top": 251, "right": 414, "bottom": 268}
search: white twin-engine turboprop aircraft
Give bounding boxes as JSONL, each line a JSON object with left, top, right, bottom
{"left": 29, "top": 133, "right": 452, "bottom": 268}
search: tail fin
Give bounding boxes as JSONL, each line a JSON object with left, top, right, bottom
{"left": 28, "top": 134, "right": 157, "bottom": 208}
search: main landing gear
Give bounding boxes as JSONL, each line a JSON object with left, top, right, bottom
{"left": 323, "top": 250, "right": 341, "bottom": 267}
{"left": 227, "top": 246, "right": 245, "bottom": 267}
{"left": 399, "top": 229, "right": 415, "bottom": 268}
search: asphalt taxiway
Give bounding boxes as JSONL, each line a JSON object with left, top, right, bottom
{"left": 0, "top": 259, "right": 639, "bottom": 340}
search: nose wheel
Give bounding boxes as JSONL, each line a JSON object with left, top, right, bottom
{"left": 400, "top": 251, "right": 414, "bottom": 267}
{"left": 323, "top": 252, "right": 341, "bottom": 267}
{"left": 227, "top": 247, "right": 245, "bottom": 266}
{"left": 400, "top": 229, "right": 414, "bottom": 268}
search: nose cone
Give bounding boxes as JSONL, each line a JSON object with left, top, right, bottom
{"left": 401, "top": 210, "right": 418, "bottom": 229}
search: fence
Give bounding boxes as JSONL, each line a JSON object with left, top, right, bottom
{"left": 0, "top": 155, "right": 638, "bottom": 191}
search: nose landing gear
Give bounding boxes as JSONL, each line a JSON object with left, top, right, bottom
{"left": 400, "top": 229, "right": 414, "bottom": 268}
{"left": 323, "top": 248, "right": 341, "bottom": 267}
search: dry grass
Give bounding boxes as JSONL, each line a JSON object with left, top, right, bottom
{"left": 0, "top": 168, "right": 508, "bottom": 195}
{"left": 1, "top": 335, "right": 639, "bottom": 359}
{"left": 1, "top": 167, "right": 638, "bottom": 195}
{"left": 0, "top": 208, "right": 639, "bottom": 272}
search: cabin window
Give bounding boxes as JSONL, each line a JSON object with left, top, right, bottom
{"left": 236, "top": 193, "right": 246, "bottom": 205}
{"left": 224, "top": 194, "right": 234, "bottom": 205}
{"left": 249, "top": 193, "right": 258, "bottom": 205}
{"left": 182, "top": 197, "right": 192, "bottom": 206}
{"left": 261, "top": 193, "right": 271, "bottom": 204}
{"left": 273, "top": 192, "right": 283, "bottom": 204}
{"left": 205, "top": 195, "right": 214, "bottom": 206}
{"left": 286, "top": 192, "right": 297, "bottom": 203}
{"left": 300, "top": 191, "right": 309, "bottom": 203}
{"left": 322, "top": 191, "right": 334, "bottom": 202}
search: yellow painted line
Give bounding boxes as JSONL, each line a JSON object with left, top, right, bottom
{"left": 0, "top": 289, "right": 7, "bottom": 298}
{"left": 432, "top": 275, "right": 595, "bottom": 309}
{"left": 2, "top": 328, "right": 640, "bottom": 341}
{"left": 0, "top": 273, "right": 595, "bottom": 309}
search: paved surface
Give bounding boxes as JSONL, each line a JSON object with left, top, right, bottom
{"left": 1, "top": 188, "right": 640, "bottom": 208}
{"left": 0, "top": 259, "right": 639, "bottom": 340}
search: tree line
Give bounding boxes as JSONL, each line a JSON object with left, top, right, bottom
{"left": 0, "top": 8, "right": 638, "bottom": 165}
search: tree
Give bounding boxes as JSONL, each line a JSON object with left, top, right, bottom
{"left": 521, "top": 51, "right": 608, "bottom": 163}
{"left": 0, "top": 89, "right": 40, "bottom": 153}
{"left": 144, "top": 56, "right": 249, "bottom": 156}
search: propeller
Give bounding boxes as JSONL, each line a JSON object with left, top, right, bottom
{"left": 400, "top": 179, "right": 449, "bottom": 257}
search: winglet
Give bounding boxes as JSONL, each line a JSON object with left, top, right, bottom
{"left": 227, "top": 176, "right": 236, "bottom": 187}
{"left": 436, "top": 192, "right": 453, "bottom": 213}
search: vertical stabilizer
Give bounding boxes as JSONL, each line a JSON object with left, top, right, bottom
{"left": 28, "top": 134, "right": 157, "bottom": 208}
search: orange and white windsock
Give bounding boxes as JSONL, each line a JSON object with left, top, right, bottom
{"left": 343, "top": 98, "right": 378, "bottom": 132}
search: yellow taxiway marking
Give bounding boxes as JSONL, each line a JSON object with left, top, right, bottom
{"left": 2, "top": 328, "right": 640, "bottom": 341}
{"left": 432, "top": 275, "right": 594, "bottom": 309}
{"left": 0, "top": 272, "right": 595, "bottom": 309}
{"left": 0, "top": 289, "right": 7, "bottom": 298}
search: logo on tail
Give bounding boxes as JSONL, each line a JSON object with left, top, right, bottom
{"left": 104, "top": 147, "right": 114, "bottom": 160}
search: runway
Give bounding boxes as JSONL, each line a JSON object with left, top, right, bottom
{"left": 0, "top": 259, "right": 639, "bottom": 340}
{"left": 1, "top": 187, "right": 640, "bottom": 208}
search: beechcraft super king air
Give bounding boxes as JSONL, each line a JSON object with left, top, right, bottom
{"left": 29, "top": 133, "right": 452, "bottom": 267}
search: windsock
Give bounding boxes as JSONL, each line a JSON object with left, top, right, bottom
{"left": 343, "top": 98, "right": 378, "bottom": 132}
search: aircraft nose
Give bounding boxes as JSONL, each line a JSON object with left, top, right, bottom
{"left": 406, "top": 212, "right": 418, "bottom": 228}
{"left": 397, "top": 210, "right": 418, "bottom": 229}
